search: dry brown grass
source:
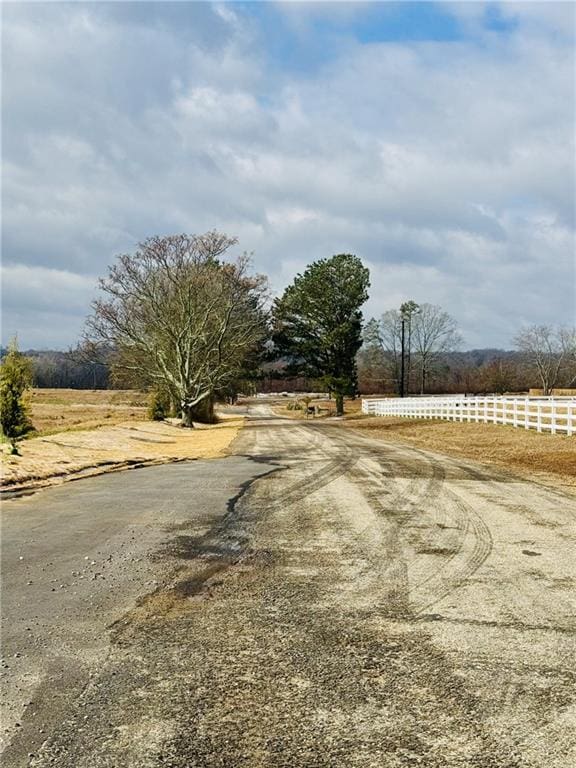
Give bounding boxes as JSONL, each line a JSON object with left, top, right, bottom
{"left": 2, "top": 389, "right": 243, "bottom": 492}
{"left": 28, "top": 388, "right": 148, "bottom": 434}
{"left": 342, "top": 413, "right": 576, "bottom": 492}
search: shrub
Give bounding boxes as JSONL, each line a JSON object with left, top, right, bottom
{"left": 0, "top": 339, "right": 34, "bottom": 454}
{"left": 148, "top": 389, "right": 171, "bottom": 421}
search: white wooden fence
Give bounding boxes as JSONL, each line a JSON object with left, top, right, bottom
{"left": 361, "top": 396, "right": 576, "bottom": 435}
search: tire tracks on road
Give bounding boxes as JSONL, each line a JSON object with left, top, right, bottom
{"left": 313, "top": 424, "right": 493, "bottom": 615}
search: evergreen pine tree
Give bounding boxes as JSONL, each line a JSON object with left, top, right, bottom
{"left": 1, "top": 338, "right": 34, "bottom": 454}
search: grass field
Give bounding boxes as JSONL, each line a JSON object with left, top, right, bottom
{"left": 28, "top": 388, "right": 148, "bottom": 434}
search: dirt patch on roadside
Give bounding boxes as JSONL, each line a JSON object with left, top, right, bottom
{"left": 1, "top": 417, "right": 243, "bottom": 494}
{"left": 341, "top": 414, "right": 576, "bottom": 493}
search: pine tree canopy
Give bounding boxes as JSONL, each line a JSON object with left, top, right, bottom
{"left": 273, "top": 254, "right": 370, "bottom": 412}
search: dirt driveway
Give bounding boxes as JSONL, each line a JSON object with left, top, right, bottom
{"left": 2, "top": 407, "right": 575, "bottom": 767}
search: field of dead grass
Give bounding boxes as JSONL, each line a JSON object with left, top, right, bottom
{"left": 28, "top": 388, "right": 148, "bottom": 434}
{"left": 342, "top": 412, "right": 576, "bottom": 493}
{"left": 1, "top": 389, "right": 243, "bottom": 493}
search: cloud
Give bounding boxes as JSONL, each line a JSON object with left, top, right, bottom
{"left": 2, "top": 1, "right": 574, "bottom": 349}
{"left": 1, "top": 265, "right": 98, "bottom": 348}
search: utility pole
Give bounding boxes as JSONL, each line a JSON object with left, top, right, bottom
{"left": 399, "top": 300, "right": 420, "bottom": 399}
{"left": 407, "top": 319, "right": 412, "bottom": 395}
{"left": 400, "top": 317, "right": 406, "bottom": 397}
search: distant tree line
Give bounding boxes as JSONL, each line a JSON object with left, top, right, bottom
{"left": 18, "top": 323, "right": 573, "bottom": 400}
{"left": 358, "top": 325, "right": 576, "bottom": 396}
{"left": 4, "top": 348, "right": 111, "bottom": 390}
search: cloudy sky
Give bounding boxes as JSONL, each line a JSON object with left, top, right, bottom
{"left": 2, "top": 1, "right": 575, "bottom": 349}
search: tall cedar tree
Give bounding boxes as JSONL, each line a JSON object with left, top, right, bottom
{"left": 273, "top": 254, "right": 370, "bottom": 415}
{"left": 0, "top": 339, "right": 34, "bottom": 454}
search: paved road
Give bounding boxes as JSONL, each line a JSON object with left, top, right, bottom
{"left": 1, "top": 408, "right": 575, "bottom": 767}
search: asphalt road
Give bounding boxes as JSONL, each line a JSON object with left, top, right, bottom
{"left": 1, "top": 407, "right": 575, "bottom": 767}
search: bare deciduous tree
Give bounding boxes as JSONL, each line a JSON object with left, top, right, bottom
{"left": 363, "top": 311, "right": 403, "bottom": 393}
{"left": 364, "top": 302, "right": 460, "bottom": 395}
{"left": 411, "top": 303, "right": 462, "bottom": 393}
{"left": 561, "top": 327, "right": 576, "bottom": 387}
{"left": 87, "top": 232, "right": 268, "bottom": 427}
{"left": 514, "top": 324, "right": 575, "bottom": 394}
{"left": 479, "top": 357, "right": 519, "bottom": 394}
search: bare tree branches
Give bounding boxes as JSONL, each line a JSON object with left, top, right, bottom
{"left": 364, "top": 303, "right": 461, "bottom": 394}
{"left": 86, "top": 232, "right": 269, "bottom": 426}
{"left": 363, "top": 311, "right": 403, "bottom": 393}
{"left": 411, "top": 303, "right": 462, "bottom": 394}
{"left": 514, "top": 325, "right": 576, "bottom": 394}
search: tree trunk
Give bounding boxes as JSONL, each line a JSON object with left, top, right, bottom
{"left": 191, "top": 394, "right": 217, "bottom": 424}
{"left": 181, "top": 403, "right": 195, "bottom": 428}
{"left": 335, "top": 392, "right": 344, "bottom": 416}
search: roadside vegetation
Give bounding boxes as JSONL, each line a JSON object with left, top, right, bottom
{"left": 85, "top": 231, "right": 269, "bottom": 427}
{"left": 0, "top": 339, "right": 34, "bottom": 454}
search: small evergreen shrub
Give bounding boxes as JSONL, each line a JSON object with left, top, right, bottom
{"left": 0, "top": 339, "right": 34, "bottom": 454}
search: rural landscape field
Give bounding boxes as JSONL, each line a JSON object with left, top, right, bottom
{"left": 2, "top": 2, "right": 575, "bottom": 768}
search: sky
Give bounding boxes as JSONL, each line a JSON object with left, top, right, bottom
{"left": 2, "top": 0, "right": 575, "bottom": 350}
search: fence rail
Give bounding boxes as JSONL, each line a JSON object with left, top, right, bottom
{"left": 361, "top": 396, "right": 576, "bottom": 435}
